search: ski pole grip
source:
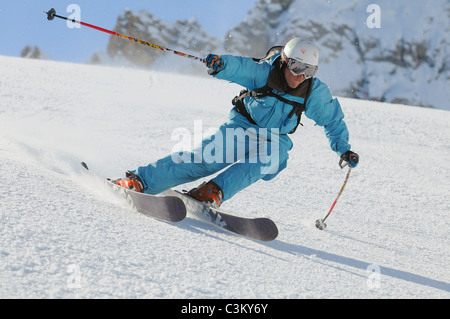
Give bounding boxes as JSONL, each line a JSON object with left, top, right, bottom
{"left": 46, "top": 8, "right": 56, "bottom": 21}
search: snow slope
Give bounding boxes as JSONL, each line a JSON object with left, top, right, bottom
{"left": 0, "top": 56, "right": 449, "bottom": 299}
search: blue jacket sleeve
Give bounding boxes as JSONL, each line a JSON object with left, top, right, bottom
{"left": 212, "top": 55, "right": 270, "bottom": 90}
{"left": 304, "top": 79, "right": 351, "bottom": 156}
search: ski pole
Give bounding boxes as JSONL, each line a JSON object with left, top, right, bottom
{"left": 315, "top": 167, "right": 352, "bottom": 230}
{"left": 44, "top": 8, "right": 205, "bottom": 64}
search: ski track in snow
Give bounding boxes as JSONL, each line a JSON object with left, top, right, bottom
{"left": 0, "top": 56, "right": 449, "bottom": 298}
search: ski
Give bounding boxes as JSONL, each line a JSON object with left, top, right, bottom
{"left": 162, "top": 189, "right": 279, "bottom": 241}
{"left": 81, "top": 162, "right": 277, "bottom": 241}
{"left": 80, "top": 162, "right": 186, "bottom": 222}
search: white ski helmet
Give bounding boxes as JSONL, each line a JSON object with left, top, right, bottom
{"left": 282, "top": 38, "right": 319, "bottom": 78}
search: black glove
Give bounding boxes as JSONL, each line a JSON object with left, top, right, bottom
{"left": 339, "top": 150, "right": 359, "bottom": 169}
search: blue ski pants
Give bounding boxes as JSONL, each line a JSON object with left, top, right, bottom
{"left": 134, "top": 114, "right": 293, "bottom": 202}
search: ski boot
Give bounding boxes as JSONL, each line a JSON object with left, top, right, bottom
{"left": 186, "top": 181, "right": 223, "bottom": 208}
{"left": 112, "top": 171, "right": 145, "bottom": 193}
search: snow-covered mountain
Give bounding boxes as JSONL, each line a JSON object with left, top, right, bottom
{"left": 20, "top": 46, "right": 51, "bottom": 60}
{"left": 225, "top": 0, "right": 449, "bottom": 110}
{"left": 1, "top": 55, "right": 449, "bottom": 299}
{"left": 93, "top": 0, "right": 449, "bottom": 110}
{"left": 90, "top": 8, "right": 223, "bottom": 74}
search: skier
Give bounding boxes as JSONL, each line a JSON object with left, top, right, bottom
{"left": 113, "top": 38, "right": 359, "bottom": 208}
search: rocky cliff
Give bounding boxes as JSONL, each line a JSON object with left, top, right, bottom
{"left": 92, "top": 0, "right": 449, "bottom": 109}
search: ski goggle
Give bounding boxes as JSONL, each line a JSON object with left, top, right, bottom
{"left": 286, "top": 59, "right": 318, "bottom": 79}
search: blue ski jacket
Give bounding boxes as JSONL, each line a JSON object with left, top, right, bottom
{"left": 214, "top": 53, "right": 351, "bottom": 156}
